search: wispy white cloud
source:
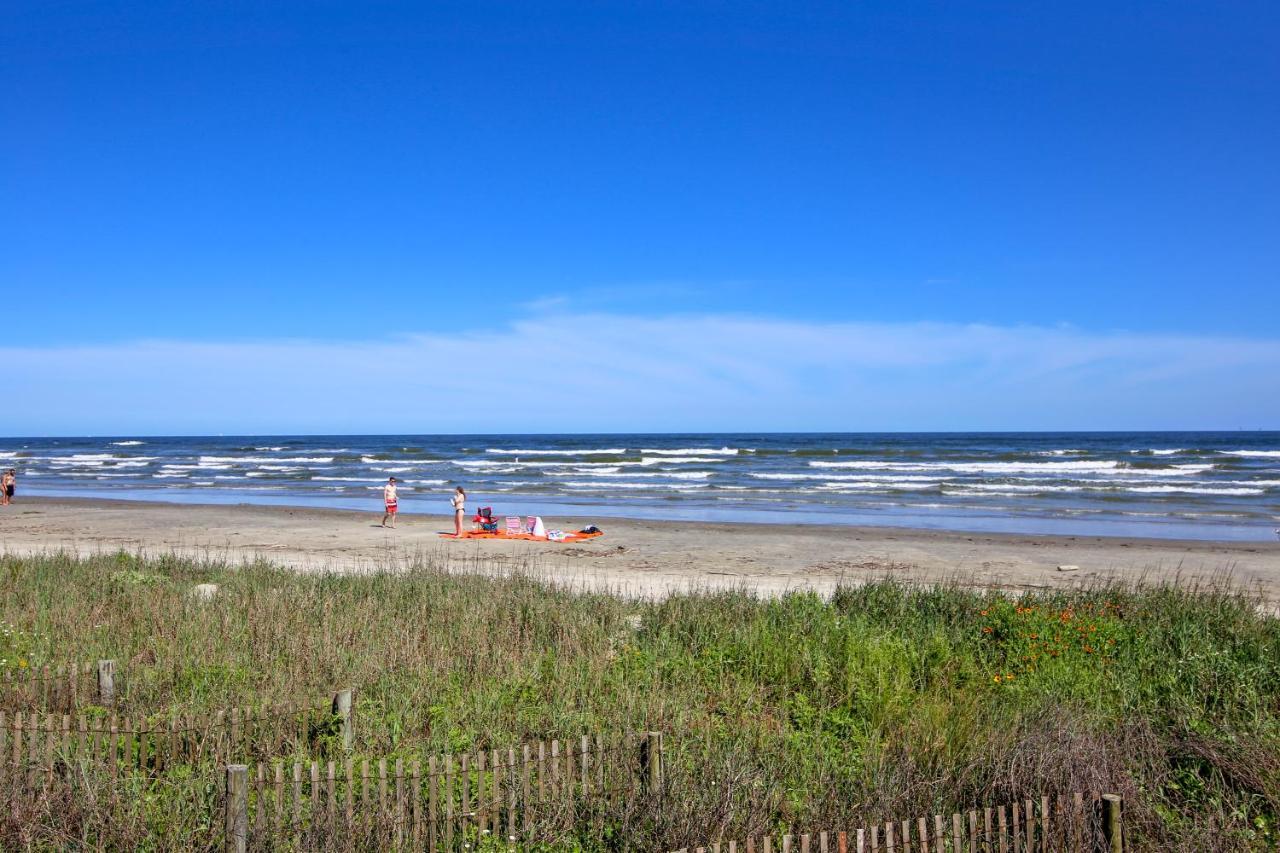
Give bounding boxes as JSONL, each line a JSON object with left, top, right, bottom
{"left": 2, "top": 315, "right": 1277, "bottom": 433}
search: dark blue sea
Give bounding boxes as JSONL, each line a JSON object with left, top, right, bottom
{"left": 3, "top": 433, "right": 1279, "bottom": 541}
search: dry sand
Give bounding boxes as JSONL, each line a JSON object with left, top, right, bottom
{"left": 2, "top": 497, "right": 1279, "bottom": 601}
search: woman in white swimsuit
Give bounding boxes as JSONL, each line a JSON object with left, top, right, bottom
{"left": 451, "top": 486, "right": 466, "bottom": 537}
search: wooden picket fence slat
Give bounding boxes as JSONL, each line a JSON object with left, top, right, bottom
{"left": 0, "top": 661, "right": 118, "bottom": 713}
{"left": 0, "top": 693, "right": 346, "bottom": 783}
{"left": 667, "top": 791, "right": 1123, "bottom": 853}
{"left": 223, "top": 730, "right": 662, "bottom": 851}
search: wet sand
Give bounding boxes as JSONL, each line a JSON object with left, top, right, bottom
{"left": 3, "top": 497, "right": 1279, "bottom": 601}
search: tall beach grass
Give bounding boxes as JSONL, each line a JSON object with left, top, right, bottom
{"left": 1, "top": 549, "right": 1277, "bottom": 850}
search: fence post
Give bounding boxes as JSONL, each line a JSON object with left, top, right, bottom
{"left": 225, "top": 764, "right": 248, "bottom": 853}
{"left": 1101, "top": 794, "right": 1123, "bottom": 852}
{"left": 97, "top": 660, "right": 116, "bottom": 708}
{"left": 639, "top": 731, "right": 663, "bottom": 793}
{"left": 332, "top": 689, "right": 353, "bottom": 751}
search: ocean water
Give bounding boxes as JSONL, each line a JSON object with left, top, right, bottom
{"left": 2, "top": 433, "right": 1279, "bottom": 541}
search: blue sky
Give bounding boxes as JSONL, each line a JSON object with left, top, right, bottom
{"left": 2, "top": 1, "right": 1278, "bottom": 433}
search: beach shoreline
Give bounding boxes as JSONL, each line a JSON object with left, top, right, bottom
{"left": 3, "top": 496, "right": 1279, "bottom": 601}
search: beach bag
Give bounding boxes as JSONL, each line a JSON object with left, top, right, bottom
{"left": 527, "top": 516, "right": 546, "bottom": 537}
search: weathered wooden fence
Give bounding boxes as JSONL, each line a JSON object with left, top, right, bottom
{"left": 0, "top": 689, "right": 352, "bottom": 779}
{"left": 668, "top": 792, "right": 1125, "bottom": 853}
{"left": 0, "top": 659, "right": 120, "bottom": 712}
{"left": 223, "top": 732, "right": 664, "bottom": 851}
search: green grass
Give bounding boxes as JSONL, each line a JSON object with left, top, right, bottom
{"left": 1, "top": 549, "right": 1279, "bottom": 850}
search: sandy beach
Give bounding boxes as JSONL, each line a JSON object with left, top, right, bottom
{"left": 3, "top": 497, "right": 1278, "bottom": 601}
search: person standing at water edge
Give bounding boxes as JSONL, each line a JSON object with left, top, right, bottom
{"left": 1, "top": 470, "right": 14, "bottom": 506}
{"left": 451, "top": 486, "right": 466, "bottom": 537}
{"left": 381, "top": 477, "right": 399, "bottom": 528}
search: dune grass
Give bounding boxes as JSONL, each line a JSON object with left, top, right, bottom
{"left": 1, "top": 549, "right": 1278, "bottom": 850}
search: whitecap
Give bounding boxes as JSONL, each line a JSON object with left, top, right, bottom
{"left": 1124, "top": 486, "right": 1265, "bottom": 495}
{"left": 750, "top": 472, "right": 938, "bottom": 482}
{"left": 1220, "top": 450, "right": 1280, "bottom": 458}
{"left": 639, "top": 447, "right": 740, "bottom": 456}
{"left": 815, "top": 481, "right": 939, "bottom": 491}
{"left": 200, "top": 455, "right": 335, "bottom": 464}
{"left": 562, "top": 481, "right": 709, "bottom": 491}
{"left": 454, "top": 459, "right": 644, "bottom": 470}
{"left": 810, "top": 459, "right": 1123, "bottom": 473}
{"left": 577, "top": 470, "right": 714, "bottom": 480}
{"left": 953, "top": 483, "right": 1084, "bottom": 493}
{"left": 110, "top": 440, "right": 145, "bottom": 446}
{"left": 808, "top": 459, "right": 1214, "bottom": 476}
{"left": 485, "top": 448, "right": 627, "bottom": 455}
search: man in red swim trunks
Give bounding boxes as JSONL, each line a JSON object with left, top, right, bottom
{"left": 381, "top": 477, "right": 399, "bottom": 528}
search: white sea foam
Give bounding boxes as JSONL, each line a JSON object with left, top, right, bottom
{"left": 638, "top": 456, "right": 728, "bottom": 465}
{"left": 110, "top": 460, "right": 153, "bottom": 468}
{"left": 575, "top": 471, "right": 714, "bottom": 480}
{"left": 1124, "top": 486, "right": 1265, "bottom": 495}
{"left": 161, "top": 462, "right": 232, "bottom": 471}
{"left": 750, "top": 472, "right": 938, "bottom": 482}
{"left": 200, "top": 455, "right": 335, "bottom": 464}
{"left": 808, "top": 460, "right": 1213, "bottom": 476}
{"left": 639, "top": 447, "right": 740, "bottom": 455}
{"left": 815, "top": 481, "right": 938, "bottom": 491}
{"left": 1131, "top": 448, "right": 1185, "bottom": 456}
{"left": 110, "top": 440, "right": 145, "bottom": 446}
{"left": 809, "top": 459, "right": 1123, "bottom": 473}
{"left": 562, "top": 481, "right": 708, "bottom": 490}
{"left": 1220, "top": 450, "right": 1280, "bottom": 458}
{"left": 1034, "top": 449, "right": 1088, "bottom": 456}
{"left": 953, "top": 483, "right": 1083, "bottom": 493}
{"left": 485, "top": 448, "right": 627, "bottom": 455}
{"left": 454, "top": 459, "right": 645, "bottom": 470}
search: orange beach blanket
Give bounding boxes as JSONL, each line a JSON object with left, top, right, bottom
{"left": 441, "top": 530, "right": 604, "bottom": 543}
